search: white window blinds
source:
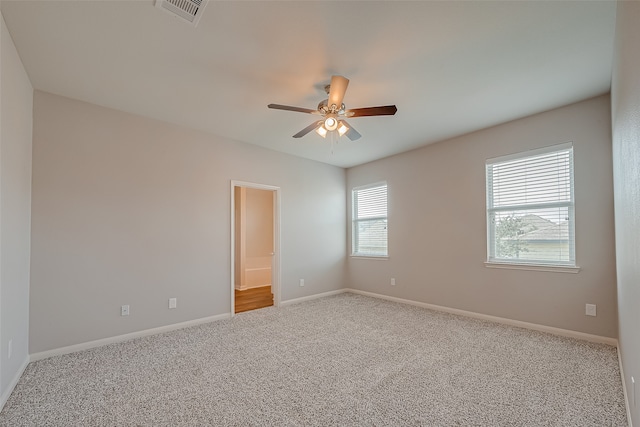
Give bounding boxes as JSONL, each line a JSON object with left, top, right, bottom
{"left": 486, "top": 144, "right": 575, "bottom": 266}
{"left": 352, "top": 183, "right": 388, "bottom": 256}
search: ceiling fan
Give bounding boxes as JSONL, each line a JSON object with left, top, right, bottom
{"left": 268, "top": 75, "right": 397, "bottom": 141}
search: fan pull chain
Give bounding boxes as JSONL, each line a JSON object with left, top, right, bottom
{"left": 329, "top": 131, "right": 338, "bottom": 155}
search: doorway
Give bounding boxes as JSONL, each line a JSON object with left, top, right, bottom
{"left": 230, "top": 181, "right": 280, "bottom": 315}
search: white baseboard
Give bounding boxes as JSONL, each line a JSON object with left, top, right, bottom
{"left": 236, "top": 284, "right": 271, "bottom": 291}
{"left": 30, "top": 313, "right": 231, "bottom": 362}
{"left": 345, "top": 288, "right": 618, "bottom": 346}
{"left": 618, "top": 345, "right": 634, "bottom": 427}
{"left": 281, "top": 289, "right": 347, "bottom": 306}
{"left": 30, "top": 288, "right": 348, "bottom": 362}
{"left": 0, "top": 356, "right": 29, "bottom": 412}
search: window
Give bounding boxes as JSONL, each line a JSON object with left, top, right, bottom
{"left": 486, "top": 143, "right": 575, "bottom": 267}
{"left": 352, "top": 183, "right": 388, "bottom": 257}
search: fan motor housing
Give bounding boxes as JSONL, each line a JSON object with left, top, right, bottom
{"left": 317, "top": 99, "right": 345, "bottom": 115}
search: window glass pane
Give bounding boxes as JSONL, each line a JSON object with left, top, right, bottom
{"left": 486, "top": 146, "right": 575, "bottom": 266}
{"left": 353, "top": 183, "right": 388, "bottom": 256}
{"left": 491, "top": 207, "right": 573, "bottom": 263}
{"left": 355, "top": 219, "right": 387, "bottom": 255}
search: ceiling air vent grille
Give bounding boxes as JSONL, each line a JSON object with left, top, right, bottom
{"left": 155, "top": 0, "right": 208, "bottom": 26}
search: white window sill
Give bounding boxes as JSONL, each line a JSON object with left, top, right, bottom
{"left": 484, "top": 262, "right": 580, "bottom": 274}
{"left": 350, "top": 255, "right": 389, "bottom": 260}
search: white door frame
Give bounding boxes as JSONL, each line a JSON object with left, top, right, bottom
{"left": 230, "top": 180, "right": 281, "bottom": 316}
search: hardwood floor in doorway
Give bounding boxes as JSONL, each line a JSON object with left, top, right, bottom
{"left": 235, "top": 286, "right": 273, "bottom": 313}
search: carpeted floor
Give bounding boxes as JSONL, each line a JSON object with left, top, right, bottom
{"left": 0, "top": 293, "right": 628, "bottom": 426}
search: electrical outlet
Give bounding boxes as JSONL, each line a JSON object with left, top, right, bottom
{"left": 585, "top": 304, "right": 597, "bottom": 316}
{"left": 121, "top": 305, "right": 130, "bottom": 316}
{"left": 169, "top": 298, "right": 177, "bottom": 309}
{"left": 390, "top": 278, "right": 396, "bottom": 286}
{"left": 299, "top": 279, "right": 305, "bottom": 287}
{"left": 8, "top": 339, "right": 12, "bottom": 360}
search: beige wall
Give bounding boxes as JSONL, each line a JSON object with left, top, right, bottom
{"left": 0, "top": 12, "right": 33, "bottom": 400}
{"left": 612, "top": 0, "right": 640, "bottom": 424}
{"left": 245, "top": 188, "right": 273, "bottom": 260}
{"left": 347, "top": 95, "right": 617, "bottom": 338}
{"left": 30, "top": 91, "right": 346, "bottom": 353}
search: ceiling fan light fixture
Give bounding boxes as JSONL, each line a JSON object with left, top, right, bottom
{"left": 324, "top": 116, "right": 338, "bottom": 131}
{"left": 315, "top": 125, "right": 328, "bottom": 138}
{"left": 337, "top": 121, "right": 349, "bottom": 137}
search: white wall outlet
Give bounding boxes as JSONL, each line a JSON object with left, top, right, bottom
{"left": 169, "top": 298, "right": 177, "bottom": 309}
{"left": 390, "top": 278, "right": 396, "bottom": 286}
{"left": 585, "top": 303, "right": 597, "bottom": 316}
{"left": 121, "top": 305, "right": 130, "bottom": 316}
{"left": 8, "top": 339, "right": 12, "bottom": 360}
{"left": 299, "top": 279, "right": 305, "bottom": 287}
{"left": 632, "top": 376, "right": 636, "bottom": 407}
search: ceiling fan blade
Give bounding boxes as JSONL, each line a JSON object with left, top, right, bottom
{"left": 342, "top": 121, "right": 361, "bottom": 141}
{"left": 345, "top": 105, "right": 397, "bottom": 117}
{"left": 328, "top": 75, "right": 349, "bottom": 108}
{"left": 268, "top": 104, "right": 319, "bottom": 114}
{"left": 293, "top": 121, "right": 322, "bottom": 138}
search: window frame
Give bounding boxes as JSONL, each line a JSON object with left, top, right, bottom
{"left": 485, "top": 143, "right": 579, "bottom": 271}
{"left": 351, "top": 182, "right": 388, "bottom": 258}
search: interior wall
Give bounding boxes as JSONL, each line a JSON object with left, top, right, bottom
{"left": 611, "top": 0, "right": 640, "bottom": 423}
{"left": 30, "top": 90, "right": 346, "bottom": 354}
{"left": 347, "top": 95, "right": 617, "bottom": 338}
{"left": 0, "top": 12, "right": 33, "bottom": 401}
{"left": 245, "top": 188, "right": 273, "bottom": 260}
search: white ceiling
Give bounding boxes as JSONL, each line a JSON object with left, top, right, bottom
{"left": 1, "top": 0, "right": 616, "bottom": 168}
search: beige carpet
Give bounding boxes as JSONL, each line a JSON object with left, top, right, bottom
{"left": 0, "top": 293, "right": 628, "bottom": 426}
